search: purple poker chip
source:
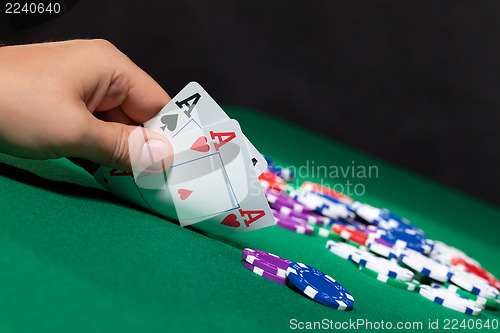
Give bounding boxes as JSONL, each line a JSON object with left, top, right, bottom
{"left": 270, "top": 200, "right": 311, "bottom": 215}
{"left": 274, "top": 214, "right": 314, "bottom": 235}
{"left": 265, "top": 189, "right": 296, "bottom": 204}
{"left": 265, "top": 189, "right": 318, "bottom": 213}
{"left": 270, "top": 203, "right": 330, "bottom": 225}
{"left": 241, "top": 260, "right": 287, "bottom": 285}
{"left": 242, "top": 248, "right": 291, "bottom": 277}
{"left": 266, "top": 191, "right": 313, "bottom": 213}
{"left": 371, "top": 237, "right": 394, "bottom": 248}
{"left": 272, "top": 201, "right": 326, "bottom": 225}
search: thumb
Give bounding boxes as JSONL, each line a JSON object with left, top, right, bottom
{"left": 78, "top": 117, "right": 174, "bottom": 173}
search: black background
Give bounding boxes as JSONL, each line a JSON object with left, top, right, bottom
{"left": 1, "top": 1, "right": 499, "bottom": 206}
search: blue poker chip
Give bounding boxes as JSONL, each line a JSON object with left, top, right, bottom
{"left": 377, "top": 210, "right": 424, "bottom": 234}
{"left": 263, "top": 155, "right": 274, "bottom": 166}
{"left": 380, "top": 228, "right": 434, "bottom": 254}
{"left": 285, "top": 262, "right": 355, "bottom": 310}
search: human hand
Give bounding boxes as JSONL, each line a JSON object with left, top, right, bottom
{"left": 0, "top": 39, "right": 173, "bottom": 172}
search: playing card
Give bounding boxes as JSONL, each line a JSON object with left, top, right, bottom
{"left": 144, "top": 89, "right": 203, "bottom": 140}
{"left": 144, "top": 82, "right": 267, "bottom": 175}
{"left": 93, "top": 166, "right": 154, "bottom": 211}
{"left": 133, "top": 118, "right": 273, "bottom": 234}
{"left": 167, "top": 119, "right": 273, "bottom": 233}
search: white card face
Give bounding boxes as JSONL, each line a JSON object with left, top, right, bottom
{"left": 165, "top": 120, "right": 249, "bottom": 225}
{"left": 168, "top": 119, "right": 273, "bottom": 233}
{"left": 144, "top": 82, "right": 267, "bottom": 176}
{"left": 167, "top": 154, "right": 239, "bottom": 222}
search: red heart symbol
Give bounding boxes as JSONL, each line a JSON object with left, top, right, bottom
{"left": 178, "top": 189, "right": 193, "bottom": 200}
{"left": 190, "top": 136, "right": 210, "bottom": 152}
{"left": 221, "top": 213, "right": 240, "bottom": 228}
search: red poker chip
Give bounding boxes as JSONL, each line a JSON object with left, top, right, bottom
{"left": 259, "top": 171, "right": 287, "bottom": 191}
{"left": 331, "top": 224, "right": 368, "bottom": 246}
{"left": 451, "top": 257, "right": 500, "bottom": 290}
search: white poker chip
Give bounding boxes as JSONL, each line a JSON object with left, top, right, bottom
{"left": 431, "top": 283, "right": 487, "bottom": 308}
{"left": 399, "top": 249, "right": 450, "bottom": 282}
{"left": 351, "top": 202, "right": 381, "bottom": 223}
{"left": 265, "top": 193, "right": 278, "bottom": 204}
{"left": 293, "top": 191, "right": 354, "bottom": 220}
{"left": 353, "top": 251, "right": 414, "bottom": 281}
{"left": 366, "top": 241, "right": 400, "bottom": 259}
{"left": 419, "top": 285, "right": 482, "bottom": 315}
{"left": 429, "top": 240, "right": 480, "bottom": 267}
{"left": 326, "top": 240, "right": 362, "bottom": 261}
{"left": 449, "top": 267, "right": 500, "bottom": 299}
{"left": 318, "top": 228, "right": 330, "bottom": 237}
{"left": 377, "top": 218, "right": 400, "bottom": 230}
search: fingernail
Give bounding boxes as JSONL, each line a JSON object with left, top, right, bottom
{"left": 141, "top": 140, "right": 171, "bottom": 172}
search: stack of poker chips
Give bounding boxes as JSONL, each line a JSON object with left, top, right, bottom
{"left": 241, "top": 248, "right": 355, "bottom": 311}
{"left": 247, "top": 156, "right": 500, "bottom": 315}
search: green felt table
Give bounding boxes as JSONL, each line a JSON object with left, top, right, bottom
{"left": 1, "top": 107, "right": 499, "bottom": 333}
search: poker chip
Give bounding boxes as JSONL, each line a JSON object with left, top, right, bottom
{"left": 266, "top": 189, "right": 330, "bottom": 225}
{"left": 266, "top": 190, "right": 311, "bottom": 212}
{"left": 286, "top": 262, "right": 355, "bottom": 310}
{"left": 331, "top": 223, "right": 368, "bottom": 246}
{"left": 292, "top": 191, "right": 354, "bottom": 221}
{"left": 365, "top": 225, "right": 385, "bottom": 235}
{"left": 448, "top": 266, "right": 500, "bottom": 299}
{"left": 442, "top": 282, "right": 500, "bottom": 309}
{"left": 273, "top": 202, "right": 326, "bottom": 225}
{"left": 377, "top": 209, "right": 424, "bottom": 234}
{"left": 368, "top": 236, "right": 394, "bottom": 248}
{"left": 352, "top": 251, "right": 414, "bottom": 281}
{"left": 326, "top": 240, "right": 362, "bottom": 261}
{"left": 399, "top": 249, "right": 450, "bottom": 282}
{"left": 349, "top": 220, "right": 369, "bottom": 231}
{"left": 263, "top": 155, "right": 274, "bottom": 166}
{"left": 381, "top": 228, "right": 433, "bottom": 254}
{"left": 241, "top": 260, "right": 287, "bottom": 285}
{"left": 265, "top": 192, "right": 298, "bottom": 209}
{"left": 366, "top": 241, "right": 400, "bottom": 259}
{"left": 242, "top": 248, "right": 291, "bottom": 278}
{"left": 259, "top": 171, "right": 287, "bottom": 191}
{"left": 451, "top": 257, "right": 500, "bottom": 290}
{"left": 418, "top": 284, "right": 482, "bottom": 315}
{"left": 366, "top": 227, "right": 394, "bottom": 248}
{"left": 317, "top": 227, "right": 343, "bottom": 241}
{"left": 301, "top": 181, "right": 353, "bottom": 204}
{"left": 429, "top": 241, "right": 481, "bottom": 268}
{"left": 358, "top": 265, "right": 420, "bottom": 291}
{"left": 350, "top": 202, "right": 381, "bottom": 224}
{"left": 274, "top": 213, "right": 314, "bottom": 235}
